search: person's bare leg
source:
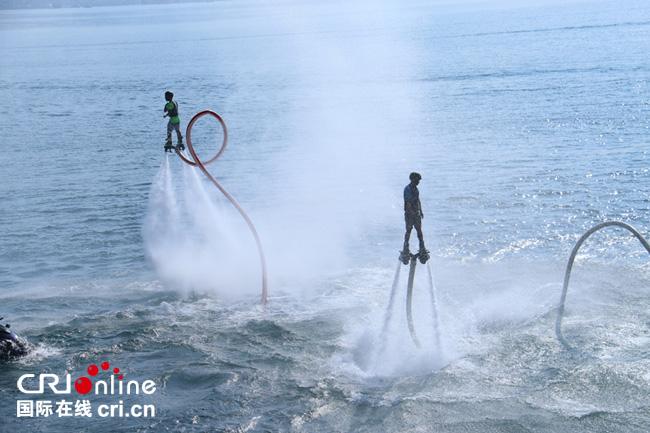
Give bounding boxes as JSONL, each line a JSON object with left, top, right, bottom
{"left": 166, "top": 122, "right": 173, "bottom": 145}
{"left": 400, "top": 222, "right": 413, "bottom": 264}
{"left": 415, "top": 220, "right": 425, "bottom": 251}
{"left": 403, "top": 223, "right": 413, "bottom": 252}
{"left": 175, "top": 124, "right": 183, "bottom": 145}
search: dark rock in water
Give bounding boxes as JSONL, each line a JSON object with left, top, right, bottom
{"left": 0, "top": 338, "right": 29, "bottom": 361}
{"left": 0, "top": 321, "right": 30, "bottom": 360}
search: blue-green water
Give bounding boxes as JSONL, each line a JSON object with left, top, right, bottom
{"left": 1, "top": 0, "right": 650, "bottom": 431}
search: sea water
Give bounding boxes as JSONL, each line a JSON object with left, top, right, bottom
{"left": 1, "top": 0, "right": 650, "bottom": 431}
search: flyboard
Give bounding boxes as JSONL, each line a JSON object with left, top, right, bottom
{"left": 164, "top": 143, "right": 183, "bottom": 153}
{"left": 381, "top": 247, "right": 442, "bottom": 350}
{"left": 168, "top": 111, "right": 269, "bottom": 305}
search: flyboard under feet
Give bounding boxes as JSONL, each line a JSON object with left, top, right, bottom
{"left": 381, "top": 246, "right": 442, "bottom": 350}
{"left": 164, "top": 142, "right": 184, "bottom": 153}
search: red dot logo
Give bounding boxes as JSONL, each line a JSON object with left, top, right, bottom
{"left": 74, "top": 377, "right": 93, "bottom": 395}
{"left": 78, "top": 360, "right": 123, "bottom": 392}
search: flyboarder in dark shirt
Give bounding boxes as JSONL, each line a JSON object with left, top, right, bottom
{"left": 400, "top": 172, "right": 428, "bottom": 264}
{"left": 163, "top": 91, "right": 184, "bottom": 152}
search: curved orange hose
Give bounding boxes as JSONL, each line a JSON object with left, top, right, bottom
{"left": 175, "top": 110, "right": 268, "bottom": 305}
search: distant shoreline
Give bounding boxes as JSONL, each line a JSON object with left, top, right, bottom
{"left": 0, "top": 0, "right": 220, "bottom": 11}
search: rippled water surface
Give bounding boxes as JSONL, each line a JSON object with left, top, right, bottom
{"left": 1, "top": 0, "right": 650, "bottom": 431}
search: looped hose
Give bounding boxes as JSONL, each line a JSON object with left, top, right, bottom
{"left": 555, "top": 221, "right": 650, "bottom": 348}
{"left": 176, "top": 110, "right": 268, "bottom": 305}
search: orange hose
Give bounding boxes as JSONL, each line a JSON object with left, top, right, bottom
{"left": 175, "top": 110, "right": 268, "bottom": 305}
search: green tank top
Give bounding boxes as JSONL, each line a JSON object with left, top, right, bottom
{"left": 165, "top": 101, "right": 180, "bottom": 125}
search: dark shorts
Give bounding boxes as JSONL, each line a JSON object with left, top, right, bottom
{"left": 167, "top": 121, "right": 181, "bottom": 135}
{"left": 405, "top": 212, "right": 422, "bottom": 231}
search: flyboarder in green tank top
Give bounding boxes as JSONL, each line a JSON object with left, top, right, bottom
{"left": 163, "top": 91, "right": 184, "bottom": 152}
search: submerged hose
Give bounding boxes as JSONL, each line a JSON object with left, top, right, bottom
{"left": 555, "top": 221, "right": 650, "bottom": 348}
{"left": 176, "top": 110, "right": 269, "bottom": 305}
